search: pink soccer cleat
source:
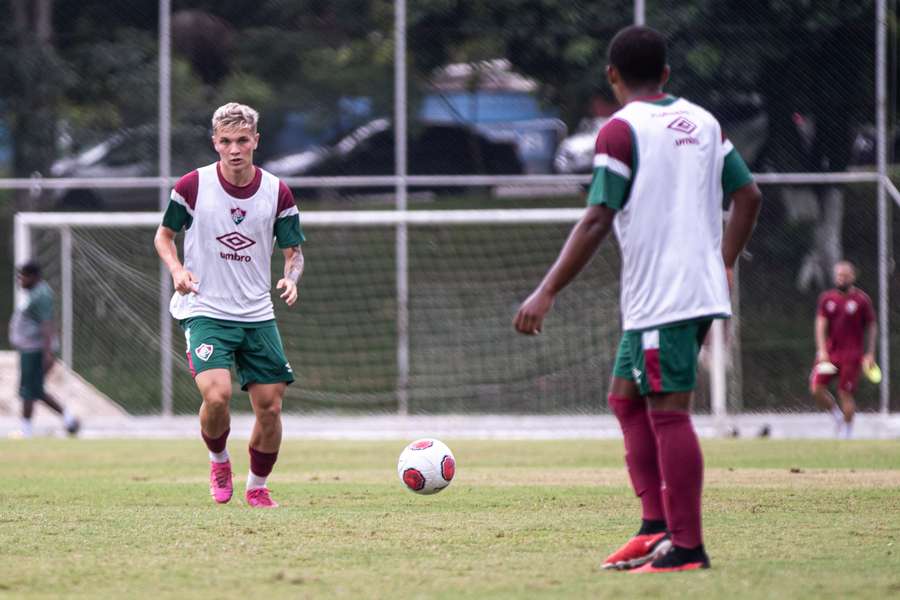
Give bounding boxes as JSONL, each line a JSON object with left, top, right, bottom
{"left": 246, "top": 487, "right": 279, "bottom": 508}
{"left": 209, "top": 461, "right": 233, "bottom": 504}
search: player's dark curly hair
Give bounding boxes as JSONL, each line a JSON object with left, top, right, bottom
{"left": 607, "top": 25, "right": 667, "bottom": 86}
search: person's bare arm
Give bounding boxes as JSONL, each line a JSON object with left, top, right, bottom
{"left": 40, "top": 319, "right": 56, "bottom": 373}
{"left": 513, "top": 204, "right": 616, "bottom": 335}
{"left": 815, "top": 315, "right": 829, "bottom": 363}
{"left": 722, "top": 182, "right": 762, "bottom": 270}
{"left": 276, "top": 245, "right": 304, "bottom": 307}
{"left": 863, "top": 320, "right": 877, "bottom": 368}
{"left": 154, "top": 225, "right": 198, "bottom": 295}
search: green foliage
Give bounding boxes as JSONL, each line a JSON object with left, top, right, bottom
{"left": 60, "top": 29, "right": 159, "bottom": 144}
{"left": 0, "top": 0, "right": 886, "bottom": 176}
{"left": 214, "top": 72, "right": 276, "bottom": 114}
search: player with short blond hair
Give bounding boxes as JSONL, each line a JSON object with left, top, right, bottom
{"left": 154, "top": 102, "right": 305, "bottom": 508}
{"left": 514, "top": 25, "right": 762, "bottom": 572}
{"left": 211, "top": 102, "right": 260, "bottom": 132}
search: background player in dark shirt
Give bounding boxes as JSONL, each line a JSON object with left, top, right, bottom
{"left": 810, "top": 261, "right": 877, "bottom": 438}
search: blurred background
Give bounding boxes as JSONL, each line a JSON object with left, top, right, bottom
{"left": 0, "top": 0, "right": 896, "bottom": 418}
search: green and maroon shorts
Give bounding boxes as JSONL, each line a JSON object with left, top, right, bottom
{"left": 612, "top": 318, "right": 715, "bottom": 396}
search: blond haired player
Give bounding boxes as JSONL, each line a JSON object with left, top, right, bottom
{"left": 154, "top": 103, "right": 304, "bottom": 508}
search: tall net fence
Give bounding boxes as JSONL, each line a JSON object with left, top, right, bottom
{"left": 2, "top": 1, "right": 896, "bottom": 416}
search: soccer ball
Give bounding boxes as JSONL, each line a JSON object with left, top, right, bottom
{"left": 397, "top": 438, "right": 456, "bottom": 495}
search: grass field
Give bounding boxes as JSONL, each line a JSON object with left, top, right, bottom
{"left": 2, "top": 438, "right": 900, "bottom": 599}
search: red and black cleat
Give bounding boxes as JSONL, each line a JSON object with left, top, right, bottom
{"left": 602, "top": 532, "right": 671, "bottom": 570}
{"left": 630, "top": 544, "right": 710, "bottom": 573}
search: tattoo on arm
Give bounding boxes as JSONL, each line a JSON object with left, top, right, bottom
{"left": 285, "top": 247, "right": 304, "bottom": 284}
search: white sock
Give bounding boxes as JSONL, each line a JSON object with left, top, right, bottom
{"left": 62, "top": 408, "right": 76, "bottom": 428}
{"left": 247, "top": 471, "right": 268, "bottom": 490}
{"left": 20, "top": 418, "right": 33, "bottom": 438}
{"left": 829, "top": 405, "right": 844, "bottom": 425}
{"left": 842, "top": 421, "right": 853, "bottom": 439}
{"left": 209, "top": 449, "right": 230, "bottom": 463}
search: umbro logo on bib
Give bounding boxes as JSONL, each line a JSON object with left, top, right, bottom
{"left": 217, "top": 232, "right": 255, "bottom": 251}
{"left": 217, "top": 232, "right": 256, "bottom": 263}
{"left": 195, "top": 344, "right": 214, "bottom": 361}
{"left": 667, "top": 117, "right": 697, "bottom": 134}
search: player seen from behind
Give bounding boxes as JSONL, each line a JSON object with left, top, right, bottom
{"left": 154, "top": 102, "right": 305, "bottom": 508}
{"left": 514, "top": 26, "right": 762, "bottom": 572}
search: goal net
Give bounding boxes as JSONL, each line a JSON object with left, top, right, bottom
{"left": 16, "top": 209, "right": 624, "bottom": 415}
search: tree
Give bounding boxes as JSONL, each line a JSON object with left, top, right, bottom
{"left": 407, "top": 0, "right": 879, "bottom": 291}
{"left": 4, "top": 0, "right": 66, "bottom": 183}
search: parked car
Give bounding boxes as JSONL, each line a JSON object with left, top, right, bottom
{"left": 262, "top": 118, "right": 523, "bottom": 198}
{"left": 258, "top": 98, "right": 375, "bottom": 163}
{"left": 45, "top": 123, "right": 213, "bottom": 210}
{"left": 552, "top": 117, "right": 607, "bottom": 174}
{"left": 420, "top": 59, "right": 567, "bottom": 174}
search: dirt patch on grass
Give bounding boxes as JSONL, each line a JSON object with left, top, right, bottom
{"left": 175, "top": 467, "right": 900, "bottom": 489}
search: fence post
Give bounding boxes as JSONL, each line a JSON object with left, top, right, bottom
{"left": 710, "top": 319, "right": 728, "bottom": 435}
{"left": 13, "top": 215, "right": 30, "bottom": 309}
{"left": 395, "top": 0, "right": 410, "bottom": 416}
{"left": 159, "top": 0, "right": 173, "bottom": 417}
{"left": 876, "top": 0, "right": 890, "bottom": 416}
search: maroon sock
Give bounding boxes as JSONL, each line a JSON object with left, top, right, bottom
{"left": 649, "top": 410, "right": 704, "bottom": 548}
{"left": 249, "top": 446, "right": 279, "bottom": 478}
{"left": 608, "top": 395, "right": 665, "bottom": 522}
{"left": 201, "top": 427, "right": 230, "bottom": 454}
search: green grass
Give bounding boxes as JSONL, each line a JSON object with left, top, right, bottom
{"left": 1, "top": 439, "right": 899, "bottom": 598}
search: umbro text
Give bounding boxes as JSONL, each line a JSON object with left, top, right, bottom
{"left": 219, "top": 252, "right": 252, "bottom": 262}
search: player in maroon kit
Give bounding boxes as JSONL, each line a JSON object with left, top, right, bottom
{"left": 810, "top": 261, "right": 877, "bottom": 438}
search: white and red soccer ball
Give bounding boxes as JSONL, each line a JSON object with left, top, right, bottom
{"left": 397, "top": 438, "right": 456, "bottom": 495}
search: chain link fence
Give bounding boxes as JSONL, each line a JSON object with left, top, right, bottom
{"left": 1, "top": 1, "right": 895, "bottom": 415}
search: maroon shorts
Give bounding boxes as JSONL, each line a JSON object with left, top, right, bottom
{"left": 810, "top": 354, "right": 863, "bottom": 394}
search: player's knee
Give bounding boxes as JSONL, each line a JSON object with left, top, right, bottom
{"left": 839, "top": 395, "right": 856, "bottom": 410}
{"left": 201, "top": 387, "right": 231, "bottom": 411}
{"left": 255, "top": 400, "right": 281, "bottom": 425}
{"left": 253, "top": 393, "right": 282, "bottom": 415}
{"left": 608, "top": 393, "right": 641, "bottom": 421}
